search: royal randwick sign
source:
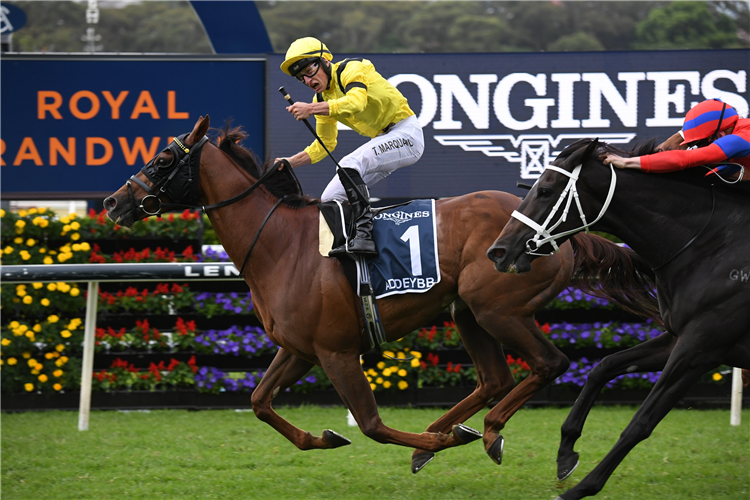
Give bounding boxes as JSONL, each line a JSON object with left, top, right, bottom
{"left": 267, "top": 50, "right": 749, "bottom": 199}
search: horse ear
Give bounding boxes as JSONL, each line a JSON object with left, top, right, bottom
{"left": 188, "top": 115, "right": 210, "bottom": 143}
{"left": 584, "top": 138, "right": 599, "bottom": 160}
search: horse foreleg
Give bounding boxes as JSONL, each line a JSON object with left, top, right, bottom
{"left": 556, "top": 340, "right": 722, "bottom": 500}
{"left": 557, "top": 332, "right": 676, "bottom": 481}
{"left": 478, "top": 316, "right": 569, "bottom": 465}
{"left": 320, "top": 351, "right": 479, "bottom": 454}
{"left": 251, "top": 347, "right": 351, "bottom": 451}
{"left": 411, "top": 305, "right": 515, "bottom": 473}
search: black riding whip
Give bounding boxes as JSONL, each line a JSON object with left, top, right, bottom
{"left": 278, "top": 86, "right": 364, "bottom": 199}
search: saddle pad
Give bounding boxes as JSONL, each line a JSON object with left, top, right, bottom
{"left": 369, "top": 199, "right": 441, "bottom": 298}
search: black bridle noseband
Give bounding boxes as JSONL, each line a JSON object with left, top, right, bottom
{"left": 127, "top": 133, "right": 290, "bottom": 274}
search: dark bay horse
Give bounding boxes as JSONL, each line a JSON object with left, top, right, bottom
{"left": 104, "top": 116, "right": 656, "bottom": 472}
{"left": 487, "top": 138, "right": 750, "bottom": 499}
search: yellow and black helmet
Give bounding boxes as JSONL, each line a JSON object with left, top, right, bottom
{"left": 280, "top": 37, "right": 333, "bottom": 77}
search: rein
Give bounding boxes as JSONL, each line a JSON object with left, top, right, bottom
{"left": 128, "top": 134, "right": 291, "bottom": 274}
{"left": 511, "top": 163, "right": 617, "bottom": 256}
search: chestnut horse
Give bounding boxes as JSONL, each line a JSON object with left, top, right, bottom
{"left": 104, "top": 116, "right": 657, "bottom": 472}
{"left": 487, "top": 138, "right": 750, "bottom": 499}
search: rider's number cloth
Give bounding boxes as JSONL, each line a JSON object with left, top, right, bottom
{"left": 369, "top": 199, "right": 440, "bottom": 299}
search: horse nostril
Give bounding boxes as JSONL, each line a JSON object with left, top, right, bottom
{"left": 487, "top": 246, "right": 506, "bottom": 262}
{"left": 103, "top": 196, "right": 117, "bottom": 211}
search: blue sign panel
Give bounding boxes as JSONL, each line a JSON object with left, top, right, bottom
{"left": 1, "top": 2, "right": 27, "bottom": 33}
{"left": 189, "top": 1, "right": 272, "bottom": 54}
{"left": 266, "top": 50, "right": 749, "bottom": 200}
{"left": 1, "top": 55, "right": 265, "bottom": 198}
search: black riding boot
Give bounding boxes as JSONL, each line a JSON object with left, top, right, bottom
{"left": 329, "top": 168, "right": 378, "bottom": 257}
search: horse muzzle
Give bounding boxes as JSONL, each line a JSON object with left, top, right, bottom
{"left": 487, "top": 241, "right": 533, "bottom": 274}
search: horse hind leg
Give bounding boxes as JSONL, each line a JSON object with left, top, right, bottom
{"left": 411, "top": 303, "right": 515, "bottom": 473}
{"left": 251, "top": 347, "right": 351, "bottom": 450}
{"left": 557, "top": 332, "right": 676, "bottom": 481}
{"left": 476, "top": 315, "right": 569, "bottom": 465}
{"left": 319, "top": 350, "right": 472, "bottom": 455}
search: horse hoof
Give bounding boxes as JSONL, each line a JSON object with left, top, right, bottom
{"left": 557, "top": 452, "right": 579, "bottom": 481}
{"left": 411, "top": 451, "right": 435, "bottom": 474}
{"left": 323, "top": 429, "right": 351, "bottom": 448}
{"left": 453, "top": 423, "right": 483, "bottom": 444}
{"left": 486, "top": 435, "right": 505, "bottom": 465}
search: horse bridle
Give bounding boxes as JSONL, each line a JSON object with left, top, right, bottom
{"left": 126, "top": 133, "right": 209, "bottom": 219}
{"left": 126, "top": 133, "right": 289, "bottom": 274}
{"left": 511, "top": 162, "right": 617, "bottom": 256}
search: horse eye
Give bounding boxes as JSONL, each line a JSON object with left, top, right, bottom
{"left": 538, "top": 187, "right": 554, "bottom": 199}
{"left": 156, "top": 157, "right": 171, "bottom": 169}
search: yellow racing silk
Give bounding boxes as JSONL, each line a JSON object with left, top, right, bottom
{"left": 304, "top": 58, "right": 415, "bottom": 163}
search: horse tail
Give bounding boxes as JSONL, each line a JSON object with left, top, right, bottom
{"left": 569, "top": 233, "right": 662, "bottom": 326}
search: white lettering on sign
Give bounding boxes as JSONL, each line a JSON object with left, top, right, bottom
{"left": 183, "top": 265, "right": 240, "bottom": 277}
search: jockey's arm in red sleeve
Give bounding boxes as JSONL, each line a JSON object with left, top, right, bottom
{"left": 641, "top": 127, "right": 750, "bottom": 173}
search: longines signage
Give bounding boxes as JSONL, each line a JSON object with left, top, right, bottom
{"left": 266, "top": 50, "right": 749, "bottom": 199}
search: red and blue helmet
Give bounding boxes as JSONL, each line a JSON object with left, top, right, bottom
{"left": 681, "top": 98, "right": 739, "bottom": 145}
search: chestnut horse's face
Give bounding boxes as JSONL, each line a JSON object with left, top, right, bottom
{"left": 487, "top": 138, "right": 601, "bottom": 274}
{"left": 103, "top": 115, "right": 210, "bottom": 227}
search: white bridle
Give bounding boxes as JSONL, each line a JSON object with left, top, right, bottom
{"left": 511, "top": 163, "right": 618, "bottom": 256}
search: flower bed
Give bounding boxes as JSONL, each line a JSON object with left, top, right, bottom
{"left": 0, "top": 207, "right": 734, "bottom": 405}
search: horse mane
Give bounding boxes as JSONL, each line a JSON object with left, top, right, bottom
{"left": 570, "top": 233, "right": 663, "bottom": 326}
{"left": 214, "top": 124, "right": 318, "bottom": 208}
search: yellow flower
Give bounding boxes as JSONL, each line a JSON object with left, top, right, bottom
{"left": 398, "top": 380, "right": 409, "bottom": 390}
{"left": 370, "top": 383, "right": 376, "bottom": 391}
{"left": 28, "top": 359, "right": 38, "bottom": 368}
{"left": 25, "top": 331, "right": 35, "bottom": 341}
{"left": 376, "top": 361, "right": 386, "bottom": 369}
{"left": 72, "top": 243, "right": 81, "bottom": 251}
{"left": 14, "top": 237, "right": 23, "bottom": 244}
{"left": 7, "top": 358, "right": 17, "bottom": 365}
{"left": 20, "top": 250, "right": 31, "bottom": 260}
{"left": 60, "top": 330, "right": 72, "bottom": 338}
{"left": 4, "top": 246, "right": 14, "bottom": 254}
{"left": 38, "top": 374, "right": 48, "bottom": 383}
{"left": 70, "top": 221, "right": 80, "bottom": 230}
{"left": 80, "top": 241, "right": 91, "bottom": 251}
{"left": 15, "top": 220, "right": 26, "bottom": 228}
{"left": 22, "top": 351, "right": 31, "bottom": 359}
{"left": 33, "top": 324, "right": 42, "bottom": 332}
{"left": 55, "top": 344, "right": 65, "bottom": 352}
{"left": 367, "top": 368, "right": 377, "bottom": 377}
{"left": 398, "top": 369, "right": 408, "bottom": 377}
{"left": 410, "top": 358, "right": 421, "bottom": 368}
{"left": 24, "top": 383, "right": 34, "bottom": 392}
{"left": 28, "top": 208, "right": 38, "bottom": 215}
{"left": 16, "top": 286, "right": 27, "bottom": 297}
{"left": 39, "top": 247, "right": 46, "bottom": 253}
{"left": 70, "top": 288, "right": 80, "bottom": 297}
{"left": 53, "top": 383, "right": 62, "bottom": 391}
{"left": 382, "top": 368, "right": 392, "bottom": 377}
{"left": 375, "top": 377, "right": 383, "bottom": 384}
{"left": 60, "top": 217, "right": 70, "bottom": 224}
{"left": 9, "top": 321, "right": 20, "bottom": 329}
{"left": 45, "top": 352, "right": 55, "bottom": 359}
{"left": 383, "top": 381, "right": 392, "bottom": 389}
{"left": 43, "top": 256, "right": 53, "bottom": 265}
{"left": 70, "top": 233, "right": 81, "bottom": 241}
{"left": 38, "top": 207, "right": 47, "bottom": 214}
{"left": 1, "top": 338, "right": 10, "bottom": 346}
{"left": 383, "top": 350, "right": 395, "bottom": 359}
{"left": 0, "top": 209, "right": 4, "bottom": 217}
{"left": 366, "top": 376, "right": 372, "bottom": 383}
{"left": 396, "top": 351, "right": 406, "bottom": 359}
{"left": 22, "top": 295, "right": 33, "bottom": 304}
{"left": 53, "top": 369, "right": 63, "bottom": 377}
{"left": 32, "top": 282, "right": 43, "bottom": 289}
{"left": 47, "top": 283, "right": 57, "bottom": 291}
{"left": 713, "top": 373, "right": 723, "bottom": 381}
{"left": 26, "top": 238, "right": 36, "bottom": 246}
{"left": 57, "top": 282, "right": 70, "bottom": 293}
{"left": 41, "top": 298, "right": 51, "bottom": 307}
{"left": 48, "top": 315, "right": 59, "bottom": 323}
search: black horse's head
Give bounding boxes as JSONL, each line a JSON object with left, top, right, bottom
{"left": 104, "top": 116, "right": 211, "bottom": 227}
{"left": 487, "top": 138, "right": 606, "bottom": 273}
